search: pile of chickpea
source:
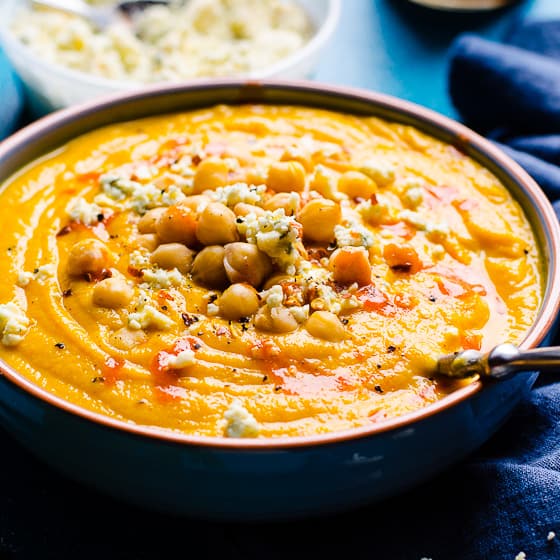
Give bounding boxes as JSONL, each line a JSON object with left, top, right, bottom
{"left": 65, "top": 155, "right": 385, "bottom": 343}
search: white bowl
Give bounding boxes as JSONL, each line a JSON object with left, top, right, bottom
{"left": 0, "top": 0, "right": 341, "bottom": 116}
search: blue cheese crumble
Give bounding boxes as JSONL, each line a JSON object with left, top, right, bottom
{"left": 237, "top": 208, "right": 302, "bottom": 274}
{"left": 66, "top": 197, "right": 103, "bottom": 226}
{"left": 224, "top": 400, "right": 260, "bottom": 438}
{"left": 0, "top": 302, "right": 30, "bottom": 346}
{"left": 334, "top": 223, "right": 375, "bottom": 249}
{"left": 212, "top": 183, "right": 266, "bottom": 207}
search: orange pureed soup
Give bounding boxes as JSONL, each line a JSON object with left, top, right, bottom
{"left": 0, "top": 104, "right": 544, "bottom": 438}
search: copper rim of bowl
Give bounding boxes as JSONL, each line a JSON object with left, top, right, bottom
{"left": 0, "top": 79, "right": 558, "bottom": 450}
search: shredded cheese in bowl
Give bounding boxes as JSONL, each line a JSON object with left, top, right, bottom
{"left": 9, "top": 0, "right": 314, "bottom": 82}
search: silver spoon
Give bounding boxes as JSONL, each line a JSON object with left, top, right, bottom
{"left": 30, "top": 0, "right": 169, "bottom": 30}
{"left": 437, "top": 342, "right": 560, "bottom": 380}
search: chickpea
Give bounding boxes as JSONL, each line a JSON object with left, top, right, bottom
{"left": 233, "top": 203, "right": 267, "bottom": 218}
{"left": 191, "top": 246, "right": 229, "bottom": 289}
{"left": 67, "top": 239, "right": 110, "bottom": 277}
{"left": 179, "top": 194, "right": 211, "bottom": 213}
{"left": 329, "top": 247, "right": 372, "bottom": 286}
{"left": 254, "top": 305, "right": 298, "bottom": 333}
{"left": 223, "top": 242, "right": 272, "bottom": 288}
{"left": 217, "top": 283, "right": 260, "bottom": 320}
{"left": 280, "top": 149, "right": 312, "bottom": 171}
{"left": 150, "top": 243, "right": 195, "bottom": 274}
{"left": 262, "top": 274, "right": 292, "bottom": 290}
{"left": 155, "top": 205, "right": 198, "bottom": 246}
{"left": 92, "top": 277, "right": 134, "bottom": 308}
{"left": 338, "top": 171, "right": 377, "bottom": 199}
{"left": 266, "top": 161, "right": 306, "bottom": 193}
{"left": 305, "top": 311, "right": 346, "bottom": 342}
{"left": 297, "top": 198, "right": 341, "bottom": 243}
{"left": 138, "top": 207, "right": 166, "bottom": 234}
{"left": 263, "top": 192, "right": 300, "bottom": 216}
{"left": 193, "top": 157, "right": 229, "bottom": 194}
{"left": 196, "top": 202, "right": 239, "bottom": 246}
{"left": 135, "top": 233, "right": 159, "bottom": 252}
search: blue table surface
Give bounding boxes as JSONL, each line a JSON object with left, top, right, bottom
{"left": 2, "top": 1, "right": 560, "bottom": 558}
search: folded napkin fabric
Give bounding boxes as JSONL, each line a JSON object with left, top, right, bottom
{"left": 441, "top": 20, "right": 560, "bottom": 560}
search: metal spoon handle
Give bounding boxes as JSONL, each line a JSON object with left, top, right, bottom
{"left": 437, "top": 343, "right": 560, "bottom": 380}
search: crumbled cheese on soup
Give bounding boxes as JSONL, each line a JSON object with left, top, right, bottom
{"left": 66, "top": 197, "right": 104, "bottom": 225}
{"left": 237, "top": 209, "right": 302, "bottom": 274}
{"left": 10, "top": 0, "right": 313, "bottom": 83}
{"left": 399, "top": 209, "right": 449, "bottom": 239}
{"left": 128, "top": 293, "right": 174, "bottom": 331}
{"left": 97, "top": 174, "right": 186, "bottom": 214}
{"left": 212, "top": 183, "right": 266, "bottom": 207}
{"left": 224, "top": 400, "right": 260, "bottom": 438}
{"left": 167, "top": 348, "right": 196, "bottom": 369}
{"left": 357, "top": 197, "right": 398, "bottom": 226}
{"left": 0, "top": 302, "right": 30, "bottom": 346}
{"left": 141, "top": 268, "right": 184, "bottom": 289}
{"left": 359, "top": 157, "right": 396, "bottom": 187}
{"left": 334, "top": 223, "right": 375, "bottom": 249}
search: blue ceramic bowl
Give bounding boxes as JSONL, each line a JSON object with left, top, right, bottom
{"left": 0, "top": 81, "right": 558, "bottom": 521}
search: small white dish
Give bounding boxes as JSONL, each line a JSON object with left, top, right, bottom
{"left": 0, "top": 0, "right": 341, "bottom": 115}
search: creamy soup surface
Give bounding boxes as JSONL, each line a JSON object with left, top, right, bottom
{"left": 0, "top": 104, "right": 544, "bottom": 438}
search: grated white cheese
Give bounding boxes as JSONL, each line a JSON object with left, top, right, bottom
{"left": 128, "top": 292, "right": 174, "bottom": 331}
{"left": 129, "top": 249, "right": 151, "bottom": 270}
{"left": 96, "top": 174, "right": 186, "bottom": 214}
{"left": 334, "top": 223, "right": 375, "bottom": 249}
{"left": 224, "top": 400, "right": 260, "bottom": 438}
{"left": 166, "top": 348, "right": 196, "bottom": 369}
{"left": 140, "top": 268, "right": 184, "bottom": 289}
{"left": 237, "top": 208, "right": 301, "bottom": 274}
{"left": 359, "top": 157, "right": 396, "bottom": 187}
{"left": 66, "top": 197, "right": 103, "bottom": 226}
{"left": 34, "top": 264, "right": 56, "bottom": 285}
{"left": 399, "top": 210, "right": 449, "bottom": 241}
{"left": 212, "top": 182, "right": 266, "bottom": 207}
{"left": 402, "top": 186, "right": 424, "bottom": 208}
{"left": 357, "top": 196, "right": 398, "bottom": 226}
{"left": 288, "top": 303, "right": 309, "bottom": 323}
{"left": 206, "top": 303, "right": 219, "bottom": 316}
{"left": 0, "top": 302, "right": 30, "bottom": 346}
{"left": 261, "top": 284, "right": 284, "bottom": 308}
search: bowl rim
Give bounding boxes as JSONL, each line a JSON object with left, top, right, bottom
{"left": 0, "top": 0, "right": 342, "bottom": 93}
{"left": 0, "top": 78, "right": 559, "bottom": 450}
